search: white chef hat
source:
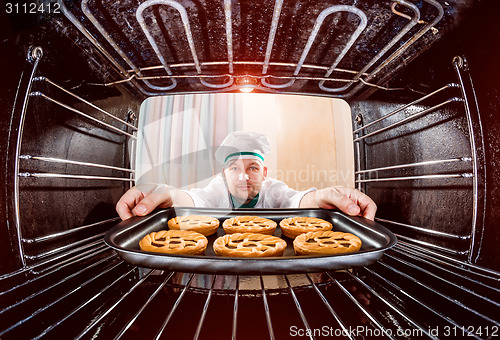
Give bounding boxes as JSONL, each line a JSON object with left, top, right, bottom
{"left": 215, "top": 130, "right": 271, "bottom": 166}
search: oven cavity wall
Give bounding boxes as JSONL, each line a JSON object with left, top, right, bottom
{"left": 0, "top": 12, "right": 142, "bottom": 276}
{"left": 348, "top": 0, "right": 500, "bottom": 272}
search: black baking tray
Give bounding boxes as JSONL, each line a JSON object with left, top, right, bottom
{"left": 104, "top": 207, "right": 397, "bottom": 274}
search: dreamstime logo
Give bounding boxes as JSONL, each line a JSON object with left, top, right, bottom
{"left": 275, "top": 165, "right": 351, "bottom": 185}
{"left": 135, "top": 158, "right": 380, "bottom": 190}
{"left": 274, "top": 165, "right": 379, "bottom": 189}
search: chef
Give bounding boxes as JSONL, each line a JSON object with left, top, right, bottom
{"left": 116, "top": 131, "right": 377, "bottom": 220}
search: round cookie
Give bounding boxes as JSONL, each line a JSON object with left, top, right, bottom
{"left": 168, "top": 215, "right": 220, "bottom": 236}
{"left": 279, "top": 216, "right": 332, "bottom": 239}
{"left": 293, "top": 231, "right": 362, "bottom": 255}
{"left": 139, "top": 230, "right": 208, "bottom": 255}
{"left": 213, "top": 233, "right": 287, "bottom": 257}
{"left": 222, "top": 216, "right": 277, "bottom": 235}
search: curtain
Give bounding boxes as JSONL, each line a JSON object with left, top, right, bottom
{"left": 135, "top": 94, "right": 243, "bottom": 189}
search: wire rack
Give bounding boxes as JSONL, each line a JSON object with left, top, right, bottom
{"left": 8, "top": 47, "right": 136, "bottom": 270}
{"left": 1, "top": 242, "right": 498, "bottom": 339}
{"left": 352, "top": 55, "right": 486, "bottom": 264}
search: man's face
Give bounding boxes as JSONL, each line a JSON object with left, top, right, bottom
{"left": 223, "top": 158, "right": 267, "bottom": 204}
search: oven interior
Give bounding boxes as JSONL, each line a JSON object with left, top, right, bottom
{"left": 1, "top": 0, "right": 499, "bottom": 338}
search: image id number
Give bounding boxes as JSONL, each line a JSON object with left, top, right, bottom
{"left": 5, "top": 2, "right": 61, "bottom": 14}
{"left": 443, "top": 325, "right": 498, "bottom": 337}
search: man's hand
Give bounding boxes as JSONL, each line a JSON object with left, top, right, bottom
{"left": 300, "top": 187, "right": 377, "bottom": 221}
{"left": 116, "top": 184, "right": 194, "bottom": 220}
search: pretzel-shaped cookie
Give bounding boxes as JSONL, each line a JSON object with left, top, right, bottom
{"left": 139, "top": 230, "right": 208, "bottom": 255}
{"left": 293, "top": 231, "right": 362, "bottom": 255}
{"left": 213, "top": 233, "right": 287, "bottom": 257}
{"left": 168, "top": 215, "right": 220, "bottom": 236}
{"left": 279, "top": 216, "right": 332, "bottom": 239}
{"left": 222, "top": 216, "right": 277, "bottom": 235}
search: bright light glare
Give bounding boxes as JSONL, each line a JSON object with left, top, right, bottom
{"left": 239, "top": 85, "right": 255, "bottom": 93}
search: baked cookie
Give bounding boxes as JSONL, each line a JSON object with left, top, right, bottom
{"left": 213, "top": 233, "right": 287, "bottom": 257}
{"left": 222, "top": 216, "right": 277, "bottom": 235}
{"left": 279, "top": 216, "right": 332, "bottom": 238}
{"left": 139, "top": 230, "right": 208, "bottom": 255}
{"left": 293, "top": 231, "right": 362, "bottom": 255}
{"left": 168, "top": 215, "right": 220, "bottom": 236}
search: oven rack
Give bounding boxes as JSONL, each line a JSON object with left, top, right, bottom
{"left": 0, "top": 238, "right": 110, "bottom": 285}
{"left": 30, "top": 77, "right": 137, "bottom": 139}
{"left": 355, "top": 157, "right": 473, "bottom": 183}
{"left": 377, "top": 218, "right": 470, "bottom": 257}
{"left": 353, "top": 55, "right": 486, "bottom": 264}
{"left": 1, "top": 241, "right": 498, "bottom": 339}
{"left": 58, "top": 0, "right": 443, "bottom": 96}
{"left": 353, "top": 81, "right": 470, "bottom": 188}
{"left": 11, "top": 49, "right": 136, "bottom": 269}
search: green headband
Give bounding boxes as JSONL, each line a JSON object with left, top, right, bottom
{"left": 224, "top": 151, "right": 264, "bottom": 163}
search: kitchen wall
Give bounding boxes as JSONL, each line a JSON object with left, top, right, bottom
{"left": 241, "top": 94, "right": 354, "bottom": 191}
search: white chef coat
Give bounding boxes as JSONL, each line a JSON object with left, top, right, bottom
{"left": 183, "top": 174, "right": 316, "bottom": 208}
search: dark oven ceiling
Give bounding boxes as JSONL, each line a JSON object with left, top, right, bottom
{"left": 57, "top": 0, "right": 478, "bottom": 99}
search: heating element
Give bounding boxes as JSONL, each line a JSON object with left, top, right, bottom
{"left": 57, "top": 0, "right": 445, "bottom": 96}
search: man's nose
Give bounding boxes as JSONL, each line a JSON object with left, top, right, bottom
{"left": 238, "top": 173, "right": 250, "bottom": 181}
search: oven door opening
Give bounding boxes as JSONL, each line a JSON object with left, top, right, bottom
{"left": 134, "top": 93, "right": 355, "bottom": 193}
